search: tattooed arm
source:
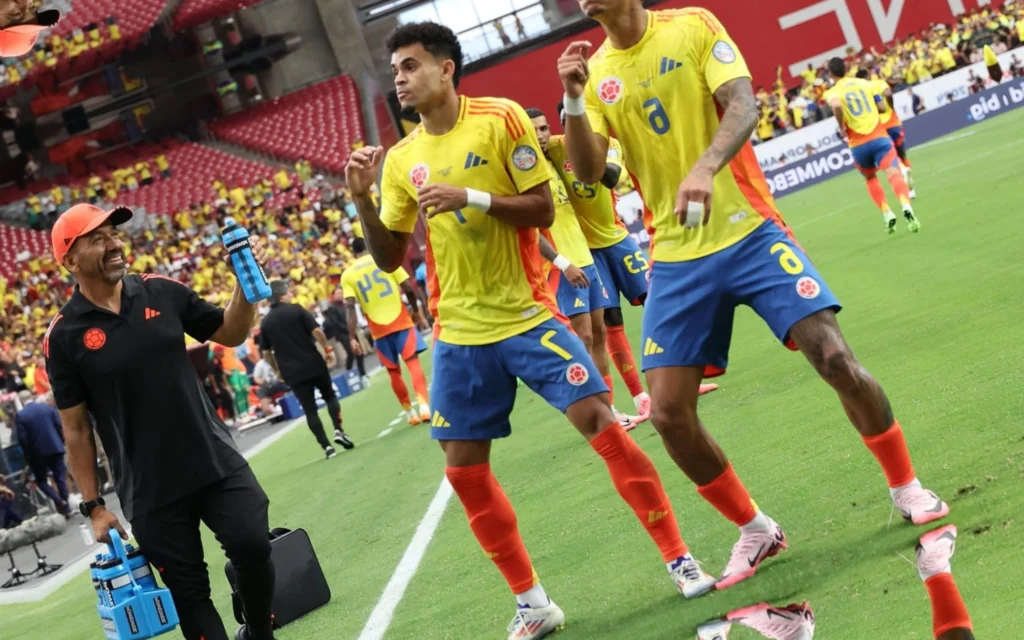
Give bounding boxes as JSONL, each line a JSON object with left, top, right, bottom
{"left": 675, "top": 77, "right": 758, "bottom": 223}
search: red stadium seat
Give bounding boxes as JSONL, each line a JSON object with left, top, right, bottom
{"left": 0, "top": 223, "right": 49, "bottom": 278}
{"left": 208, "top": 76, "right": 366, "bottom": 175}
{"left": 172, "top": 0, "right": 266, "bottom": 32}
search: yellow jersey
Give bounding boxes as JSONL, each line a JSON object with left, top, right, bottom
{"left": 546, "top": 135, "right": 628, "bottom": 249}
{"left": 340, "top": 253, "right": 414, "bottom": 339}
{"left": 868, "top": 79, "right": 900, "bottom": 128}
{"left": 380, "top": 95, "right": 557, "bottom": 345}
{"left": 583, "top": 8, "right": 785, "bottom": 262}
{"left": 825, "top": 77, "right": 888, "bottom": 146}
{"left": 544, "top": 158, "right": 593, "bottom": 267}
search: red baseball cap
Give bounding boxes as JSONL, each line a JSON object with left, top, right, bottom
{"left": 0, "top": 9, "right": 60, "bottom": 58}
{"left": 52, "top": 203, "right": 133, "bottom": 264}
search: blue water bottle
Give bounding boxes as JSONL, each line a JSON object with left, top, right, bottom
{"left": 222, "top": 217, "right": 272, "bottom": 303}
{"left": 93, "top": 535, "right": 180, "bottom": 639}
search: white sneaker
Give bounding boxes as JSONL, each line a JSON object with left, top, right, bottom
{"left": 668, "top": 555, "right": 716, "bottom": 598}
{"left": 506, "top": 600, "right": 565, "bottom": 640}
{"left": 632, "top": 392, "right": 651, "bottom": 422}
{"left": 696, "top": 619, "right": 733, "bottom": 640}
{"left": 613, "top": 407, "right": 639, "bottom": 432}
{"left": 716, "top": 516, "right": 787, "bottom": 590}
{"left": 916, "top": 524, "right": 957, "bottom": 580}
{"left": 892, "top": 482, "right": 949, "bottom": 525}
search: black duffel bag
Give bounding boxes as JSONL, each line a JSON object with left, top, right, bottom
{"left": 225, "top": 528, "right": 331, "bottom": 628}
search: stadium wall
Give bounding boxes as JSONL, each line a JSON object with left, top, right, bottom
{"left": 460, "top": 0, "right": 1003, "bottom": 119}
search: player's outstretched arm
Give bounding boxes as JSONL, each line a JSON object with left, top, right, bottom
{"left": 692, "top": 77, "right": 758, "bottom": 176}
{"left": 347, "top": 146, "right": 410, "bottom": 273}
{"left": 558, "top": 41, "right": 609, "bottom": 184}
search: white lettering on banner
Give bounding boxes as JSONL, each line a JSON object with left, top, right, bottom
{"left": 766, "top": 149, "right": 853, "bottom": 195}
{"left": 866, "top": 0, "right": 908, "bottom": 43}
{"left": 780, "top": 0, "right": 862, "bottom": 78}
{"left": 968, "top": 80, "right": 1024, "bottom": 121}
{"left": 947, "top": 0, "right": 966, "bottom": 13}
{"left": 755, "top": 118, "right": 845, "bottom": 171}
{"left": 892, "top": 46, "right": 1024, "bottom": 117}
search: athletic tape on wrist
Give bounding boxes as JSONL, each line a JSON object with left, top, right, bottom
{"left": 553, "top": 254, "right": 572, "bottom": 271}
{"left": 465, "top": 188, "right": 492, "bottom": 212}
{"left": 562, "top": 93, "right": 586, "bottom": 117}
{"left": 685, "top": 201, "right": 704, "bottom": 229}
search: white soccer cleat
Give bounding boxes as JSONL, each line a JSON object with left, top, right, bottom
{"left": 916, "top": 524, "right": 957, "bottom": 580}
{"left": 418, "top": 403, "right": 431, "bottom": 423}
{"left": 696, "top": 619, "right": 733, "bottom": 640}
{"left": 613, "top": 407, "right": 639, "bottom": 432}
{"left": 668, "top": 556, "right": 716, "bottom": 598}
{"left": 727, "top": 602, "right": 816, "bottom": 639}
{"left": 892, "top": 483, "right": 949, "bottom": 525}
{"left": 716, "top": 516, "right": 787, "bottom": 590}
{"left": 506, "top": 601, "right": 565, "bottom": 640}
{"left": 632, "top": 392, "right": 651, "bottom": 423}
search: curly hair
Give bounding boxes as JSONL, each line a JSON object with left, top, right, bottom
{"left": 386, "top": 22, "right": 464, "bottom": 88}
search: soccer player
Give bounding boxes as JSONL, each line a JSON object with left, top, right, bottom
{"left": 826, "top": 58, "right": 920, "bottom": 234}
{"left": 341, "top": 237, "right": 431, "bottom": 426}
{"left": 857, "top": 69, "right": 916, "bottom": 198}
{"left": 526, "top": 107, "right": 638, "bottom": 427}
{"left": 916, "top": 525, "right": 974, "bottom": 640}
{"left": 560, "top": 1, "right": 948, "bottom": 590}
{"left": 346, "top": 22, "right": 715, "bottom": 639}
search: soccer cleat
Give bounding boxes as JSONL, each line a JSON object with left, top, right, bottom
{"left": 716, "top": 516, "right": 787, "bottom": 590}
{"left": 698, "top": 383, "right": 719, "bottom": 396}
{"left": 333, "top": 430, "right": 355, "bottom": 450}
{"left": 324, "top": 446, "right": 337, "bottom": 460}
{"left": 916, "top": 524, "right": 957, "bottom": 580}
{"left": 506, "top": 600, "right": 565, "bottom": 640}
{"left": 726, "top": 602, "right": 816, "bottom": 639}
{"left": 909, "top": 189, "right": 917, "bottom": 200}
{"left": 668, "top": 556, "right": 716, "bottom": 598}
{"left": 406, "top": 411, "right": 422, "bottom": 426}
{"left": 614, "top": 407, "right": 639, "bottom": 432}
{"left": 884, "top": 211, "right": 897, "bottom": 235}
{"left": 633, "top": 392, "right": 651, "bottom": 422}
{"left": 892, "top": 483, "right": 949, "bottom": 525}
{"left": 696, "top": 619, "right": 733, "bottom": 640}
{"left": 903, "top": 208, "right": 921, "bottom": 233}
{"left": 419, "top": 403, "right": 432, "bottom": 423}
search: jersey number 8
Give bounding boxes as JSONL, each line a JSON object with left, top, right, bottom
{"left": 357, "top": 269, "right": 393, "bottom": 302}
{"left": 643, "top": 98, "right": 671, "bottom": 135}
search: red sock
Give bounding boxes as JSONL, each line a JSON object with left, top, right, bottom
{"left": 446, "top": 464, "right": 537, "bottom": 593}
{"left": 386, "top": 367, "right": 411, "bottom": 408}
{"left": 602, "top": 375, "right": 615, "bottom": 404}
{"left": 862, "top": 421, "right": 916, "bottom": 488}
{"left": 696, "top": 464, "right": 757, "bottom": 527}
{"left": 590, "top": 425, "right": 688, "bottom": 561}
{"left": 925, "top": 573, "right": 973, "bottom": 637}
{"left": 605, "top": 324, "right": 644, "bottom": 397}
{"left": 405, "top": 356, "right": 429, "bottom": 405}
{"left": 887, "top": 170, "right": 912, "bottom": 203}
{"left": 865, "top": 176, "right": 890, "bottom": 212}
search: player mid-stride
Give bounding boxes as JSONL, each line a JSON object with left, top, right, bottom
{"left": 857, "top": 69, "right": 916, "bottom": 199}
{"left": 827, "top": 59, "right": 920, "bottom": 234}
{"left": 561, "top": 0, "right": 948, "bottom": 590}
{"left": 346, "top": 21, "right": 714, "bottom": 640}
{"left": 341, "top": 237, "right": 431, "bottom": 426}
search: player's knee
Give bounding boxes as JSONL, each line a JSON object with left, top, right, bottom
{"left": 575, "top": 325, "right": 594, "bottom": 353}
{"left": 819, "top": 341, "right": 867, "bottom": 392}
{"left": 603, "top": 307, "right": 624, "bottom": 327}
{"left": 649, "top": 399, "right": 699, "bottom": 438}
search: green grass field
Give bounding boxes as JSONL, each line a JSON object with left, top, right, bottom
{"left": 5, "top": 108, "right": 1023, "bottom": 640}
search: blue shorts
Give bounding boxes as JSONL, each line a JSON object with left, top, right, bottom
{"left": 430, "top": 318, "right": 607, "bottom": 440}
{"left": 642, "top": 222, "right": 842, "bottom": 372}
{"left": 374, "top": 327, "right": 426, "bottom": 370}
{"left": 549, "top": 263, "right": 611, "bottom": 317}
{"left": 887, "top": 126, "right": 905, "bottom": 150}
{"left": 851, "top": 138, "right": 899, "bottom": 174}
{"left": 591, "top": 236, "right": 650, "bottom": 307}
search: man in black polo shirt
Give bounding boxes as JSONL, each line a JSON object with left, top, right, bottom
{"left": 44, "top": 204, "right": 276, "bottom": 640}
{"left": 258, "top": 280, "right": 354, "bottom": 459}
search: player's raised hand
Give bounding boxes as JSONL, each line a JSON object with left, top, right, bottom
{"left": 345, "top": 146, "right": 384, "bottom": 196}
{"left": 558, "top": 41, "right": 592, "bottom": 98}
{"left": 675, "top": 166, "right": 715, "bottom": 229}
{"left": 418, "top": 184, "right": 468, "bottom": 218}
{"left": 564, "top": 264, "right": 590, "bottom": 288}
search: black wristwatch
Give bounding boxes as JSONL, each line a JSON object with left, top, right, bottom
{"left": 80, "top": 496, "right": 106, "bottom": 517}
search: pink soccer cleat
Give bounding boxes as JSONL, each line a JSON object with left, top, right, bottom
{"left": 726, "top": 602, "right": 815, "bottom": 639}
{"left": 698, "top": 383, "right": 719, "bottom": 396}
{"left": 892, "top": 483, "right": 949, "bottom": 525}
{"left": 716, "top": 516, "right": 787, "bottom": 590}
{"left": 916, "top": 524, "right": 957, "bottom": 580}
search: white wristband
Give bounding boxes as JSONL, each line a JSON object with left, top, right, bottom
{"left": 465, "top": 188, "right": 492, "bottom": 212}
{"left": 684, "top": 201, "right": 704, "bottom": 229}
{"left": 562, "top": 93, "right": 586, "bottom": 117}
{"left": 552, "top": 254, "right": 572, "bottom": 271}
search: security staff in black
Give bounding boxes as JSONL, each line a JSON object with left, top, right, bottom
{"left": 258, "top": 280, "right": 355, "bottom": 459}
{"left": 44, "top": 203, "right": 275, "bottom": 640}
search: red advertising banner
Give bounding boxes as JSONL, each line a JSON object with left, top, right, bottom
{"left": 461, "top": 0, "right": 1001, "bottom": 122}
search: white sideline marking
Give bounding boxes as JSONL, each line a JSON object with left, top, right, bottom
{"left": 378, "top": 427, "right": 394, "bottom": 438}
{"left": 356, "top": 478, "right": 453, "bottom": 640}
{"left": 388, "top": 416, "right": 403, "bottom": 426}
{"left": 914, "top": 130, "right": 975, "bottom": 150}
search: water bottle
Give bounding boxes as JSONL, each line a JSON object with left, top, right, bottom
{"left": 93, "top": 535, "right": 179, "bottom": 639}
{"left": 221, "top": 217, "right": 272, "bottom": 303}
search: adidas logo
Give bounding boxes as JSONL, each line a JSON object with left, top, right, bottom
{"left": 648, "top": 510, "right": 667, "bottom": 523}
{"left": 485, "top": 551, "right": 500, "bottom": 560}
{"left": 660, "top": 57, "right": 684, "bottom": 75}
{"left": 643, "top": 338, "right": 664, "bottom": 356}
{"left": 144, "top": 308, "right": 161, "bottom": 320}
{"left": 573, "top": 298, "right": 585, "bottom": 308}
{"left": 464, "top": 152, "right": 488, "bottom": 169}
{"left": 431, "top": 411, "right": 451, "bottom": 428}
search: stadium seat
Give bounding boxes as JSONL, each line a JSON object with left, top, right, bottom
{"left": 0, "top": 223, "right": 49, "bottom": 277}
{"left": 208, "top": 76, "right": 365, "bottom": 174}
{"left": 172, "top": 0, "right": 265, "bottom": 32}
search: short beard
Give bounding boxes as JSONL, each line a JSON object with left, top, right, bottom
{"left": 100, "top": 265, "right": 127, "bottom": 284}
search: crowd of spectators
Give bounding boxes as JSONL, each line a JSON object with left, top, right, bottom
{"left": 0, "top": 17, "right": 121, "bottom": 88}
{"left": 754, "top": 2, "right": 1024, "bottom": 143}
